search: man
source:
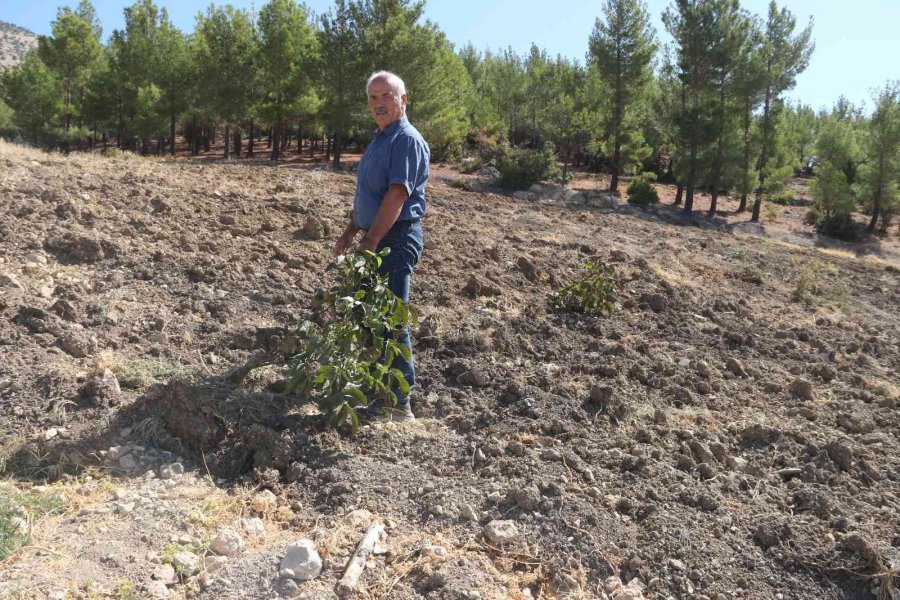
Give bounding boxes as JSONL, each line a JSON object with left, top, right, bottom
{"left": 333, "top": 71, "right": 429, "bottom": 422}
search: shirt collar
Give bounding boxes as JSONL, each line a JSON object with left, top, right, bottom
{"left": 375, "top": 116, "right": 407, "bottom": 137}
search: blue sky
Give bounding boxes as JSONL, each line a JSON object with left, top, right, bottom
{"left": 4, "top": 0, "right": 899, "bottom": 111}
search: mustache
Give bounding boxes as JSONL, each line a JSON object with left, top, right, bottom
{"left": 374, "top": 107, "right": 389, "bottom": 114}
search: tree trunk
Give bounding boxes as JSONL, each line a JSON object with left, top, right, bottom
{"left": 248, "top": 122, "right": 254, "bottom": 158}
{"left": 709, "top": 190, "right": 719, "bottom": 218}
{"left": 233, "top": 128, "right": 241, "bottom": 158}
{"left": 325, "top": 134, "right": 331, "bottom": 163}
{"left": 333, "top": 130, "right": 343, "bottom": 168}
{"left": 752, "top": 87, "right": 773, "bottom": 223}
{"left": 170, "top": 114, "right": 177, "bottom": 156}
{"left": 868, "top": 206, "right": 880, "bottom": 232}
{"left": 675, "top": 183, "right": 683, "bottom": 206}
{"left": 270, "top": 122, "right": 280, "bottom": 161}
{"left": 224, "top": 124, "right": 230, "bottom": 159}
{"left": 609, "top": 135, "right": 621, "bottom": 193}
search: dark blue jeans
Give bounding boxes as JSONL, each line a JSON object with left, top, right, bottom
{"left": 376, "top": 220, "right": 424, "bottom": 404}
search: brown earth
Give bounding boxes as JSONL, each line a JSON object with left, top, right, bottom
{"left": 0, "top": 140, "right": 898, "bottom": 600}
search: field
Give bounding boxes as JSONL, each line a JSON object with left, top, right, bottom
{"left": 0, "top": 141, "right": 898, "bottom": 599}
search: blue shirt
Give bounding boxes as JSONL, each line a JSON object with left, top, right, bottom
{"left": 353, "top": 116, "right": 429, "bottom": 230}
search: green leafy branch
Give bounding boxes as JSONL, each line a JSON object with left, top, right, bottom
{"left": 284, "top": 249, "right": 414, "bottom": 433}
{"left": 548, "top": 261, "right": 618, "bottom": 315}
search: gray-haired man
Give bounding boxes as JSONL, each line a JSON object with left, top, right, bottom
{"left": 333, "top": 71, "right": 429, "bottom": 422}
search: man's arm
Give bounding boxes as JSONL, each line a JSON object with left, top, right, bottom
{"left": 356, "top": 184, "right": 409, "bottom": 252}
{"left": 333, "top": 218, "right": 361, "bottom": 257}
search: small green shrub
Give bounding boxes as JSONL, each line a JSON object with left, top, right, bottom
{"left": 548, "top": 261, "right": 618, "bottom": 316}
{"left": 492, "top": 142, "right": 559, "bottom": 190}
{"left": 791, "top": 259, "right": 849, "bottom": 307}
{"left": 627, "top": 172, "right": 660, "bottom": 207}
{"left": 284, "top": 249, "right": 413, "bottom": 433}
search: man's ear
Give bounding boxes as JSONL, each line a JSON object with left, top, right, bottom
{"left": 401, "top": 93, "right": 408, "bottom": 107}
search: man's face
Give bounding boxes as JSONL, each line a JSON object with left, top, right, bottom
{"left": 367, "top": 78, "right": 406, "bottom": 130}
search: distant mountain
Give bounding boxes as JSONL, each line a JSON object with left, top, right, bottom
{"left": 0, "top": 21, "right": 39, "bottom": 71}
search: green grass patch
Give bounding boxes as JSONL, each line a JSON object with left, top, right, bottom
{"left": 791, "top": 259, "right": 850, "bottom": 307}
{"left": 0, "top": 483, "right": 65, "bottom": 560}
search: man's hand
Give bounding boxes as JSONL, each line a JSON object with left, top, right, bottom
{"left": 333, "top": 220, "right": 360, "bottom": 258}
{"left": 356, "top": 236, "right": 378, "bottom": 254}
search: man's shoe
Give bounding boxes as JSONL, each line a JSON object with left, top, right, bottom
{"left": 361, "top": 400, "right": 415, "bottom": 423}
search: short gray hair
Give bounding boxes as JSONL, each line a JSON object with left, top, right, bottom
{"left": 365, "top": 71, "right": 407, "bottom": 97}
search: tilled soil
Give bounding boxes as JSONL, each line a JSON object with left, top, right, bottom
{"left": 0, "top": 141, "right": 898, "bottom": 600}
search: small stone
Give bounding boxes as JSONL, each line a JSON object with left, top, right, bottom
{"left": 242, "top": 517, "right": 265, "bottom": 538}
{"left": 345, "top": 509, "right": 373, "bottom": 527}
{"left": 251, "top": 489, "right": 278, "bottom": 513}
{"left": 459, "top": 504, "right": 478, "bottom": 521}
{"left": 540, "top": 448, "right": 562, "bottom": 462}
{"left": 203, "top": 555, "right": 229, "bottom": 573}
{"left": 172, "top": 551, "right": 200, "bottom": 575}
{"left": 725, "top": 357, "right": 747, "bottom": 377}
{"left": 145, "top": 581, "right": 168, "bottom": 600}
{"left": 483, "top": 520, "right": 520, "bottom": 545}
{"left": 152, "top": 563, "right": 177, "bottom": 584}
{"left": 280, "top": 539, "right": 322, "bottom": 580}
{"left": 789, "top": 378, "right": 814, "bottom": 400}
{"left": 210, "top": 527, "right": 245, "bottom": 557}
{"left": 0, "top": 273, "right": 23, "bottom": 289}
{"left": 669, "top": 558, "right": 687, "bottom": 572}
{"left": 119, "top": 454, "right": 137, "bottom": 469}
{"left": 159, "top": 462, "right": 184, "bottom": 479}
{"left": 114, "top": 501, "right": 135, "bottom": 515}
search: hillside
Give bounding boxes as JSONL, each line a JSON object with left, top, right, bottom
{"left": 0, "top": 141, "right": 898, "bottom": 600}
{"left": 0, "top": 21, "right": 38, "bottom": 71}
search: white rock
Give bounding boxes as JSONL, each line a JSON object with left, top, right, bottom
{"left": 460, "top": 504, "right": 478, "bottom": 521}
{"left": 251, "top": 489, "right": 277, "bottom": 513}
{"left": 145, "top": 579, "right": 168, "bottom": 599}
{"left": 172, "top": 551, "right": 200, "bottom": 575}
{"left": 159, "top": 462, "right": 184, "bottom": 479}
{"left": 43, "top": 428, "right": 59, "bottom": 441}
{"left": 345, "top": 509, "right": 372, "bottom": 527}
{"left": 47, "top": 589, "right": 67, "bottom": 600}
{"left": 114, "top": 501, "right": 135, "bottom": 515}
{"left": 210, "top": 527, "right": 244, "bottom": 557}
{"left": 279, "top": 539, "right": 322, "bottom": 581}
{"left": 152, "top": 563, "right": 177, "bottom": 584}
{"left": 242, "top": 517, "right": 265, "bottom": 538}
{"left": 483, "top": 520, "right": 520, "bottom": 545}
{"left": 0, "top": 273, "right": 23, "bottom": 289}
{"left": 203, "top": 555, "right": 229, "bottom": 573}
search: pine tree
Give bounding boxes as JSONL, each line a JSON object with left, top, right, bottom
{"left": 195, "top": 5, "right": 257, "bottom": 159}
{"left": 589, "top": 0, "right": 656, "bottom": 194}
{"left": 857, "top": 82, "right": 900, "bottom": 232}
{"left": 256, "top": 0, "right": 318, "bottom": 161}
{"left": 37, "top": 1, "right": 103, "bottom": 150}
{"left": 319, "top": 0, "right": 365, "bottom": 167}
{"left": 751, "top": 1, "right": 813, "bottom": 222}
{"left": 0, "top": 53, "right": 62, "bottom": 145}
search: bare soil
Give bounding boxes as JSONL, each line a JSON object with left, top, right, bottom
{"left": 0, "top": 141, "right": 898, "bottom": 600}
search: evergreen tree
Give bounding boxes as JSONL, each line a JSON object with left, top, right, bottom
{"left": 0, "top": 53, "right": 62, "bottom": 145}
{"left": 857, "top": 82, "right": 900, "bottom": 232}
{"left": 256, "top": 0, "right": 318, "bottom": 161}
{"left": 589, "top": 0, "right": 656, "bottom": 193}
{"left": 751, "top": 1, "right": 813, "bottom": 222}
{"left": 319, "top": 0, "right": 365, "bottom": 167}
{"left": 195, "top": 5, "right": 257, "bottom": 159}
{"left": 37, "top": 1, "right": 103, "bottom": 149}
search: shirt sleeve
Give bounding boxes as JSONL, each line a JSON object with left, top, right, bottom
{"left": 388, "top": 134, "right": 423, "bottom": 196}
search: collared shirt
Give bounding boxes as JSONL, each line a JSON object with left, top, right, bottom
{"left": 353, "top": 116, "right": 429, "bottom": 230}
